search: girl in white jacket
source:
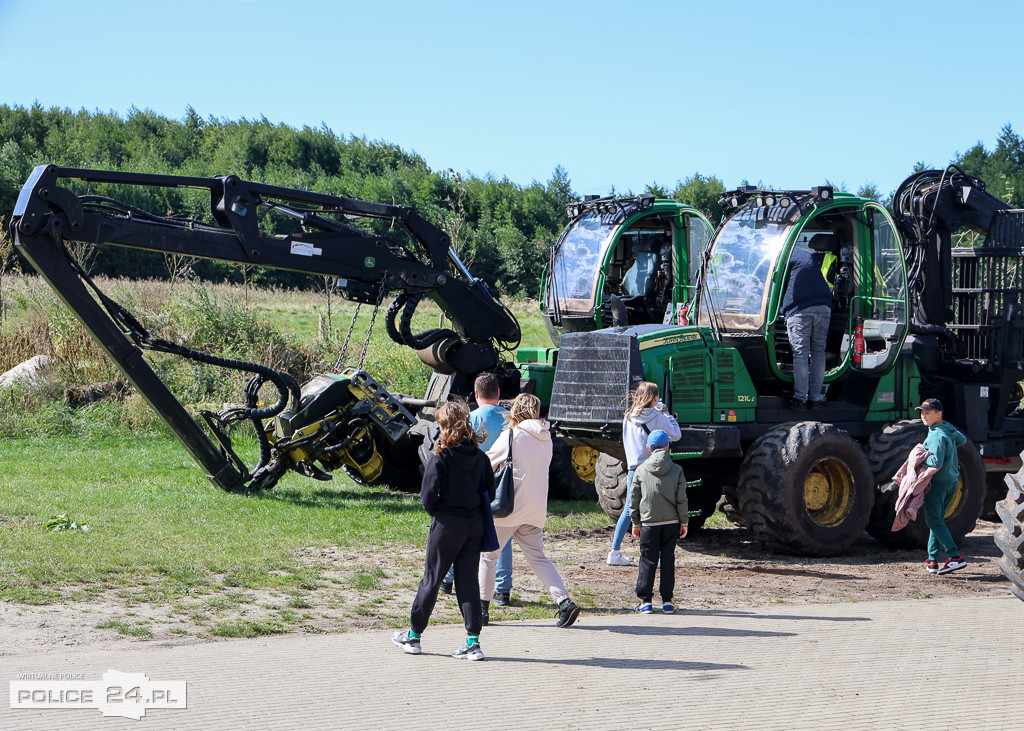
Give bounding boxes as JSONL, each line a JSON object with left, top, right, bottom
{"left": 607, "top": 381, "right": 682, "bottom": 566}
{"left": 478, "top": 393, "right": 581, "bottom": 628}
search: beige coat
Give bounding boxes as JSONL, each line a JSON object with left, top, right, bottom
{"left": 486, "top": 419, "right": 553, "bottom": 529}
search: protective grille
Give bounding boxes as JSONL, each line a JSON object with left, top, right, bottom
{"left": 548, "top": 332, "right": 641, "bottom": 424}
{"left": 716, "top": 351, "right": 736, "bottom": 402}
{"left": 669, "top": 351, "right": 705, "bottom": 406}
{"left": 951, "top": 210, "right": 1024, "bottom": 363}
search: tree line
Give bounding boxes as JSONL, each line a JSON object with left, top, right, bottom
{"left": 1, "top": 104, "right": 1022, "bottom": 294}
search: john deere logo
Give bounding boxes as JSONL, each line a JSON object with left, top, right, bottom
{"left": 364, "top": 256, "right": 376, "bottom": 268}
{"left": 640, "top": 332, "right": 701, "bottom": 350}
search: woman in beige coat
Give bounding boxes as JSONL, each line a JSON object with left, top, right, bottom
{"left": 478, "top": 393, "right": 581, "bottom": 628}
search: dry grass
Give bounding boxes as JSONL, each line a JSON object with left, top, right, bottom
{"left": 0, "top": 273, "right": 548, "bottom": 438}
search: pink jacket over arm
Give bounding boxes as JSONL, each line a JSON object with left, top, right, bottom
{"left": 891, "top": 443, "right": 940, "bottom": 531}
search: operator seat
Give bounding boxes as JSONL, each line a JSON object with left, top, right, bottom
{"left": 615, "top": 234, "right": 666, "bottom": 325}
{"left": 807, "top": 232, "right": 836, "bottom": 255}
{"left": 621, "top": 251, "right": 659, "bottom": 297}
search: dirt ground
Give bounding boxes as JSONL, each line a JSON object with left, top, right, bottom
{"left": 1, "top": 518, "right": 1012, "bottom": 657}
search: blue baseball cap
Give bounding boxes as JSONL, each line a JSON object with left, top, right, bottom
{"left": 647, "top": 429, "right": 671, "bottom": 450}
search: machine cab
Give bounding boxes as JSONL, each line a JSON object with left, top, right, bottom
{"left": 543, "top": 194, "right": 714, "bottom": 343}
{"left": 698, "top": 188, "right": 908, "bottom": 395}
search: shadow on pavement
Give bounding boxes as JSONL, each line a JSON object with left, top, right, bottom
{"left": 567, "top": 623, "right": 795, "bottom": 638}
{"left": 686, "top": 609, "right": 872, "bottom": 622}
{"left": 479, "top": 655, "right": 748, "bottom": 671}
{"left": 565, "top": 608, "right": 870, "bottom": 622}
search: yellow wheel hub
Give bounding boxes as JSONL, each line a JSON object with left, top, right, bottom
{"left": 804, "top": 473, "right": 830, "bottom": 511}
{"left": 946, "top": 477, "right": 965, "bottom": 519}
{"left": 570, "top": 446, "right": 598, "bottom": 484}
{"left": 803, "top": 458, "right": 854, "bottom": 527}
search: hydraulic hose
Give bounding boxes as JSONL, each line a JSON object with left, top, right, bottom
{"left": 384, "top": 292, "right": 458, "bottom": 350}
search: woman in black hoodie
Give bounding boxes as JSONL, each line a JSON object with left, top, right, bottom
{"left": 391, "top": 401, "right": 497, "bottom": 661}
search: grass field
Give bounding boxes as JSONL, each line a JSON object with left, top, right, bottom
{"left": 0, "top": 433, "right": 608, "bottom": 634}
{"left": 0, "top": 275, "right": 591, "bottom": 636}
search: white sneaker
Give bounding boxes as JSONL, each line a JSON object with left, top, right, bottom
{"left": 451, "top": 642, "right": 485, "bottom": 660}
{"left": 607, "top": 550, "right": 632, "bottom": 566}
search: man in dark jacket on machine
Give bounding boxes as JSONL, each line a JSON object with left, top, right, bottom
{"left": 782, "top": 233, "right": 835, "bottom": 410}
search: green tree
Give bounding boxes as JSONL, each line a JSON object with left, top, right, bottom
{"left": 672, "top": 173, "right": 725, "bottom": 222}
{"left": 856, "top": 183, "right": 881, "bottom": 200}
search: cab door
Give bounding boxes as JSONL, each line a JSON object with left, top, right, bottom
{"left": 679, "top": 211, "right": 714, "bottom": 302}
{"left": 851, "top": 203, "right": 908, "bottom": 373}
{"left": 661, "top": 210, "right": 713, "bottom": 325}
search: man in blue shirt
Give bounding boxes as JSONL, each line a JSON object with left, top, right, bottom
{"left": 440, "top": 374, "right": 516, "bottom": 610}
{"left": 469, "top": 373, "right": 509, "bottom": 453}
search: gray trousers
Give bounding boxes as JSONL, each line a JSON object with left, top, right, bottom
{"left": 786, "top": 304, "right": 831, "bottom": 402}
{"left": 479, "top": 524, "right": 569, "bottom": 606}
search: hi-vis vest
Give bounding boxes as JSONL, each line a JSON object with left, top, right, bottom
{"left": 820, "top": 252, "right": 838, "bottom": 289}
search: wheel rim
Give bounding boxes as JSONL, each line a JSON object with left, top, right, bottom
{"left": 570, "top": 446, "right": 598, "bottom": 484}
{"left": 946, "top": 476, "right": 966, "bottom": 519}
{"left": 803, "top": 457, "right": 855, "bottom": 527}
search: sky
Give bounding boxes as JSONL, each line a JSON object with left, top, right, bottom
{"left": 1, "top": 0, "right": 1022, "bottom": 200}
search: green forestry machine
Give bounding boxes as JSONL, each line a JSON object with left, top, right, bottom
{"left": 522, "top": 193, "right": 715, "bottom": 498}
{"left": 11, "top": 165, "right": 1024, "bottom": 598}
{"left": 522, "top": 167, "right": 1024, "bottom": 589}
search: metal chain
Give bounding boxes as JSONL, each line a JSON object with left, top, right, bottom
{"left": 332, "top": 303, "right": 362, "bottom": 372}
{"left": 356, "top": 285, "right": 387, "bottom": 370}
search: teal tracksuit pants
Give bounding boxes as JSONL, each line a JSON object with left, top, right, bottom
{"left": 923, "top": 479, "right": 958, "bottom": 560}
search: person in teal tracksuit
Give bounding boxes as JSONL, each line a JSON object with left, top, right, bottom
{"left": 916, "top": 398, "right": 968, "bottom": 575}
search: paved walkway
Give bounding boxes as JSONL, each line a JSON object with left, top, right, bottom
{"left": 2, "top": 594, "right": 1021, "bottom": 730}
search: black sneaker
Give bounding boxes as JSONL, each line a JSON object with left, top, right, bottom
{"left": 556, "top": 599, "right": 580, "bottom": 628}
{"left": 440, "top": 580, "right": 453, "bottom": 595}
{"left": 787, "top": 397, "right": 807, "bottom": 411}
{"left": 451, "top": 642, "right": 485, "bottom": 661}
{"left": 492, "top": 591, "right": 511, "bottom": 607}
{"left": 808, "top": 400, "right": 824, "bottom": 410}
{"left": 391, "top": 630, "right": 422, "bottom": 655}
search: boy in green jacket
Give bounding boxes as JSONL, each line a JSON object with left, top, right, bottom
{"left": 917, "top": 398, "right": 969, "bottom": 575}
{"left": 629, "top": 430, "right": 688, "bottom": 614}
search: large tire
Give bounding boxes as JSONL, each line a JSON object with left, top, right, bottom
{"left": 718, "top": 480, "right": 745, "bottom": 526}
{"left": 735, "top": 421, "right": 874, "bottom": 556}
{"left": 867, "top": 420, "right": 927, "bottom": 485}
{"left": 867, "top": 439, "right": 985, "bottom": 549}
{"left": 984, "top": 472, "right": 1010, "bottom": 522}
{"left": 865, "top": 420, "right": 927, "bottom": 547}
{"left": 716, "top": 493, "right": 745, "bottom": 526}
{"left": 549, "top": 439, "right": 599, "bottom": 501}
{"left": 595, "top": 454, "right": 718, "bottom": 533}
{"left": 595, "top": 453, "right": 628, "bottom": 521}
{"left": 995, "top": 471, "right": 1024, "bottom": 602}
